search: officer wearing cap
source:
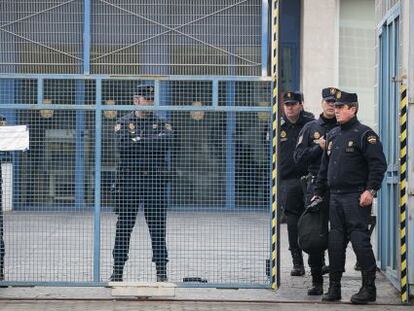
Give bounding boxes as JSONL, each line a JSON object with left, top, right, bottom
{"left": 279, "top": 91, "right": 314, "bottom": 276}
{"left": 110, "top": 84, "right": 173, "bottom": 282}
{"left": 293, "top": 87, "right": 339, "bottom": 295}
{"left": 313, "top": 91, "right": 387, "bottom": 304}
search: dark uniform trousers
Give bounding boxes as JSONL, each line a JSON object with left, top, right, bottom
{"left": 113, "top": 170, "right": 168, "bottom": 269}
{"left": 280, "top": 178, "right": 305, "bottom": 251}
{"left": 329, "top": 192, "right": 376, "bottom": 273}
{"left": 305, "top": 181, "right": 327, "bottom": 274}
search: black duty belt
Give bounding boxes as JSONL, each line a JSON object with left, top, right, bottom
{"left": 330, "top": 186, "right": 365, "bottom": 194}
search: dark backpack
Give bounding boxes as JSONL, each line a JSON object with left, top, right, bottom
{"left": 298, "top": 198, "right": 329, "bottom": 254}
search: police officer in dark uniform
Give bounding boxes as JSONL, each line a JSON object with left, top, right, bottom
{"left": 313, "top": 91, "right": 387, "bottom": 304}
{"left": 279, "top": 91, "right": 314, "bottom": 276}
{"left": 110, "top": 85, "right": 173, "bottom": 282}
{"left": 294, "top": 87, "right": 339, "bottom": 295}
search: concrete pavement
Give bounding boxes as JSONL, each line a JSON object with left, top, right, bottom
{"left": 0, "top": 222, "right": 408, "bottom": 308}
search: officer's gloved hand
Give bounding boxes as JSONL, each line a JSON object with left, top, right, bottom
{"left": 306, "top": 196, "right": 323, "bottom": 213}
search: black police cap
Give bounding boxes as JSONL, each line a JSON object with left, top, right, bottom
{"left": 135, "top": 84, "right": 154, "bottom": 101}
{"left": 282, "top": 91, "right": 303, "bottom": 104}
{"left": 322, "top": 87, "right": 339, "bottom": 101}
{"left": 334, "top": 90, "right": 358, "bottom": 105}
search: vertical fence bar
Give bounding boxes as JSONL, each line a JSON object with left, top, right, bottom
{"left": 83, "top": 0, "right": 91, "bottom": 75}
{"left": 75, "top": 81, "right": 86, "bottom": 207}
{"left": 225, "top": 81, "right": 235, "bottom": 209}
{"left": 399, "top": 83, "right": 409, "bottom": 303}
{"left": 271, "top": 0, "right": 280, "bottom": 290}
{"left": 93, "top": 79, "right": 102, "bottom": 282}
{"left": 212, "top": 79, "right": 219, "bottom": 107}
{"left": 261, "top": 0, "right": 269, "bottom": 77}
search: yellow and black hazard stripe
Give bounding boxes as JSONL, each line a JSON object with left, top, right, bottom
{"left": 399, "top": 83, "right": 409, "bottom": 303}
{"left": 271, "top": 0, "right": 280, "bottom": 291}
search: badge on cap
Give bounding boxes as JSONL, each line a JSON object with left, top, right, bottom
{"left": 114, "top": 124, "right": 121, "bottom": 132}
{"left": 330, "top": 88, "right": 336, "bottom": 95}
{"left": 152, "top": 123, "right": 158, "bottom": 129}
{"left": 314, "top": 131, "right": 321, "bottom": 139}
{"left": 287, "top": 92, "right": 292, "bottom": 98}
{"left": 165, "top": 123, "right": 172, "bottom": 131}
{"left": 367, "top": 135, "right": 377, "bottom": 144}
{"left": 336, "top": 91, "right": 342, "bottom": 99}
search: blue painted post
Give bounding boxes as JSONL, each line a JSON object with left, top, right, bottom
{"left": 93, "top": 79, "right": 102, "bottom": 282}
{"left": 74, "top": 0, "right": 91, "bottom": 208}
{"left": 75, "top": 81, "right": 86, "bottom": 208}
{"left": 261, "top": 0, "right": 269, "bottom": 77}
{"left": 83, "top": 0, "right": 91, "bottom": 75}
{"left": 225, "top": 81, "right": 236, "bottom": 209}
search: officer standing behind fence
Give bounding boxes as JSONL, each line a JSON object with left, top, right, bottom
{"left": 293, "top": 87, "right": 338, "bottom": 295}
{"left": 279, "top": 91, "right": 314, "bottom": 276}
{"left": 110, "top": 84, "right": 173, "bottom": 282}
{"left": 313, "top": 91, "right": 387, "bottom": 304}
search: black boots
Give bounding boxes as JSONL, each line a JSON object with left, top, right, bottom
{"left": 322, "top": 272, "right": 342, "bottom": 301}
{"left": 308, "top": 273, "right": 323, "bottom": 296}
{"left": 351, "top": 271, "right": 376, "bottom": 304}
{"left": 109, "top": 265, "right": 124, "bottom": 282}
{"left": 290, "top": 249, "right": 305, "bottom": 276}
{"left": 110, "top": 263, "right": 168, "bottom": 282}
{"left": 156, "top": 262, "right": 168, "bottom": 282}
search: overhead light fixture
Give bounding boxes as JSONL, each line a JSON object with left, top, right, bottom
{"left": 40, "top": 98, "right": 54, "bottom": 119}
{"left": 104, "top": 99, "right": 117, "bottom": 119}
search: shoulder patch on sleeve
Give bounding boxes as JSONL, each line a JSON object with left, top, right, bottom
{"left": 367, "top": 135, "right": 377, "bottom": 144}
{"left": 114, "top": 123, "right": 121, "bottom": 132}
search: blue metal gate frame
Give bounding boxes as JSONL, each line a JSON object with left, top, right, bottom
{"left": 0, "top": 0, "right": 278, "bottom": 288}
{"left": 377, "top": 2, "right": 401, "bottom": 289}
{"left": 0, "top": 74, "right": 274, "bottom": 287}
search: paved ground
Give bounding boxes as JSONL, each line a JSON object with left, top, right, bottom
{"left": 0, "top": 211, "right": 409, "bottom": 309}
{"left": 0, "top": 301, "right": 411, "bottom": 311}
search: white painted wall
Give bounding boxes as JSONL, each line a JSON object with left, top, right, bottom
{"left": 338, "top": 0, "right": 376, "bottom": 128}
{"left": 301, "top": 0, "right": 339, "bottom": 116}
{"left": 301, "top": 0, "right": 376, "bottom": 127}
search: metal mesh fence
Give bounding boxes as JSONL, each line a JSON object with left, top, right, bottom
{"left": 0, "top": 0, "right": 263, "bottom": 75}
{"left": 0, "top": 0, "right": 84, "bottom": 74}
{"left": 0, "top": 78, "right": 272, "bottom": 286}
{"left": 91, "top": 0, "right": 262, "bottom": 75}
{"left": 1, "top": 109, "right": 96, "bottom": 282}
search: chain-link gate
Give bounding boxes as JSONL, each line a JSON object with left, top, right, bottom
{"left": 0, "top": 0, "right": 279, "bottom": 289}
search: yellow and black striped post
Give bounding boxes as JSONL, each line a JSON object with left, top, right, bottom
{"left": 399, "top": 83, "right": 409, "bottom": 303}
{"left": 271, "top": 0, "right": 280, "bottom": 290}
